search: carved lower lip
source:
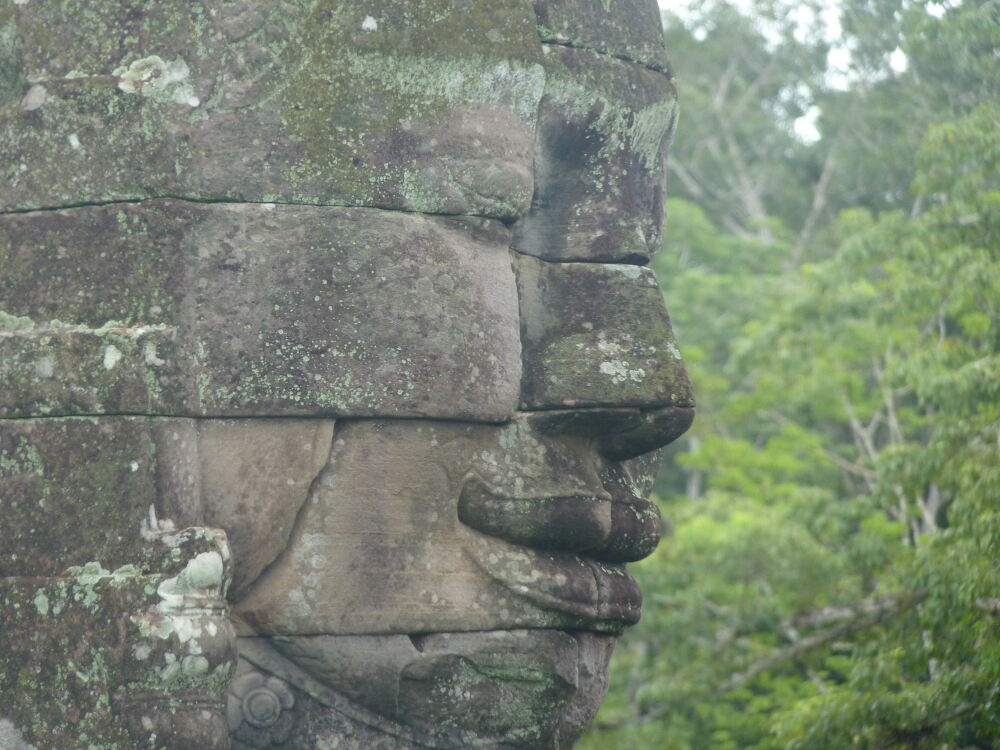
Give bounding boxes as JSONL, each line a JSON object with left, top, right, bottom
{"left": 465, "top": 537, "right": 642, "bottom": 631}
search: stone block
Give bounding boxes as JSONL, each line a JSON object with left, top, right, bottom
{"left": 0, "top": 201, "right": 520, "bottom": 420}
{"left": 511, "top": 45, "right": 677, "bottom": 262}
{"left": 1, "top": 0, "right": 542, "bottom": 218}
{"left": 515, "top": 255, "right": 693, "bottom": 408}
{"left": 0, "top": 416, "right": 332, "bottom": 599}
{"left": 533, "top": 0, "right": 671, "bottom": 71}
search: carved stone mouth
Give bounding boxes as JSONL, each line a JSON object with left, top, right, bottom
{"left": 457, "top": 459, "right": 660, "bottom": 630}
{"left": 458, "top": 474, "right": 661, "bottom": 564}
{"left": 463, "top": 536, "right": 643, "bottom": 631}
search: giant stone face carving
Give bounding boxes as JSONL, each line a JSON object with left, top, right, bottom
{"left": 0, "top": 1, "right": 692, "bottom": 748}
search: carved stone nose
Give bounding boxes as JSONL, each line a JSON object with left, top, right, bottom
{"left": 514, "top": 254, "right": 694, "bottom": 413}
{"left": 527, "top": 406, "right": 695, "bottom": 461}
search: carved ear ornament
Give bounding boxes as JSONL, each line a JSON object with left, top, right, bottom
{"left": 228, "top": 671, "right": 296, "bottom": 744}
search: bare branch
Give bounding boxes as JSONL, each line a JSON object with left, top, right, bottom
{"left": 666, "top": 155, "right": 708, "bottom": 199}
{"left": 726, "top": 57, "right": 781, "bottom": 123}
{"left": 593, "top": 591, "right": 928, "bottom": 732}
{"left": 767, "top": 408, "right": 878, "bottom": 489}
{"left": 791, "top": 592, "right": 926, "bottom": 629}
{"left": 793, "top": 133, "right": 842, "bottom": 262}
{"left": 715, "top": 589, "right": 928, "bottom": 695}
{"left": 975, "top": 597, "right": 1000, "bottom": 617}
{"left": 712, "top": 54, "right": 740, "bottom": 112}
{"left": 841, "top": 392, "right": 879, "bottom": 464}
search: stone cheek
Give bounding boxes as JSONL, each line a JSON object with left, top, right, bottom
{"left": 515, "top": 254, "right": 694, "bottom": 409}
{"left": 511, "top": 45, "right": 677, "bottom": 263}
{"left": 0, "top": 0, "right": 542, "bottom": 218}
{"left": 0, "top": 416, "right": 335, "bottom": 605}
{"left": 0, "top": 202, "right": 521, "bottom": 421}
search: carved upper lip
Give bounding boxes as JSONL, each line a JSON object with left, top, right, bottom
{"left": 458, "top": 465, "right": 660, "bottom": 630}
{"left": 457, "top": 475, "right": 660, "bottom": 563}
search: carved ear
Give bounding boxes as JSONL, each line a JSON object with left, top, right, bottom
{"left": 195, "top": 419, "right": 335, "bottom": 600}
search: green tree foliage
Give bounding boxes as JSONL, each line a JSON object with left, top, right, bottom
{"left": 581, "top": 2, "right": 1000, "bottom": 747}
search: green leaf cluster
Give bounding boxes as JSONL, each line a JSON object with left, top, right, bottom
{"left": 581, "top": 2, "right": 1000, "bottom": 747}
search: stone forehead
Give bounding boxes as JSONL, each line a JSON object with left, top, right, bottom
{"left": 0, "top": 202, "right": 521, "bottom": 420}
{"left": 2, "top": 0, "right": 673, "bottom": 218}
{"left": 0, "top": 0, "right": 684, "bottom": 421}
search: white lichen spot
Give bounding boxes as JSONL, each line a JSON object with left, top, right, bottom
{"left": 157, "top": 551, "right": 224, "bottom": 605}
{"left": 597, "top": 339, "right": 624, "bottom": 356}
{"left": 611, "top": 263, "right": 644, "bottom": 279}
{"left": 32, "top": 590, "right": 49, "bottom": 616}
{"left": 20, "top": 84, "right": 47, "bottom": 111}
{"left": 666, "top": 341, "right": 682, "bottom": 360}
{"left": 361, "top": 15, "right": 378, "bottom": 32}
{"left": 103, "top": 344, "right": 122, "bottom": 370}
{"left": 113, "top": 55, "right": 199, "bottom": 106}
{"left": 34, "top": 355, "right": 54, "bottom": 378}
{"left": 599, "top": 360, "right": 646, "bottom": 384}
{"left": 133, "top": 643, "right": 152, "bottom": 661}
{"left": 144, "top": 340, "right": 165, "bottom": 366}
{"left": 140, "top": 504, "right": 177, "bottom": 541}
{"left": 129, "top": 461, "right": 139, "bottom": 472}
{"left": 67, "top": 133, "right": 81, "bottom": 150}
{"left": 182, "top": 654, "right": 210, "bottom": 674}
{"left": 0, "top": 719, "right": 35, "bottom": 750}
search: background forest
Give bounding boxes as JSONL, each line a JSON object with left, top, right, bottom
{"left": 580, "top": 0, "right": 1000, "bottom": 747}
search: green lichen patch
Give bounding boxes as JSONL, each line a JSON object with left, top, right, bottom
{"left": 512, "top": 44, "right": 678, "bottom": 262}
{"left": 1, "top": 576, "right": 160, "bottom": 748}
{"left": 2, "top": 568, "right": 234, "bottom": 749}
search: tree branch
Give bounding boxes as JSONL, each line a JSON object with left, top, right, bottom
{"left": 975, "top": 597, "right": 1000, "bottom": 618}
{"left": 716, "top": 589, "right": 928, "bottom": 695}
{"left": 793, "top": 132, "right": 842, "bottom": 261}
{"left": 593, "top": 591, "right": 928, "bottom": 732}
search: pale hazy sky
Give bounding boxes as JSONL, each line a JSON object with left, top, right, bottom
{"left": 654, "top": 0, "right": 911, "bottom": 141}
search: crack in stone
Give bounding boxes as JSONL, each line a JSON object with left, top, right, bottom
{"left": 509, "top": 246, "right": 650, "bottom": 267}
{"left": 0, "top": 195, "right": 515, "bottom": 224}
{"left": 0, "top": 408, "right": 684, "bottom": 423}
{"left": 539, "top": 38, "right": 673, "bottom": 78}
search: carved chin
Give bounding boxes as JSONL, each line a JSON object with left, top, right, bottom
{"left": 231, "top": 630, "right": 616, "bottom": 749}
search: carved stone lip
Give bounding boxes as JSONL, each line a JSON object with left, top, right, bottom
{"left": 458, "top": 475, "right": 660, "bottom": 563}
{"left": 463, "top": 535, "right": 643, "bottom": 632}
